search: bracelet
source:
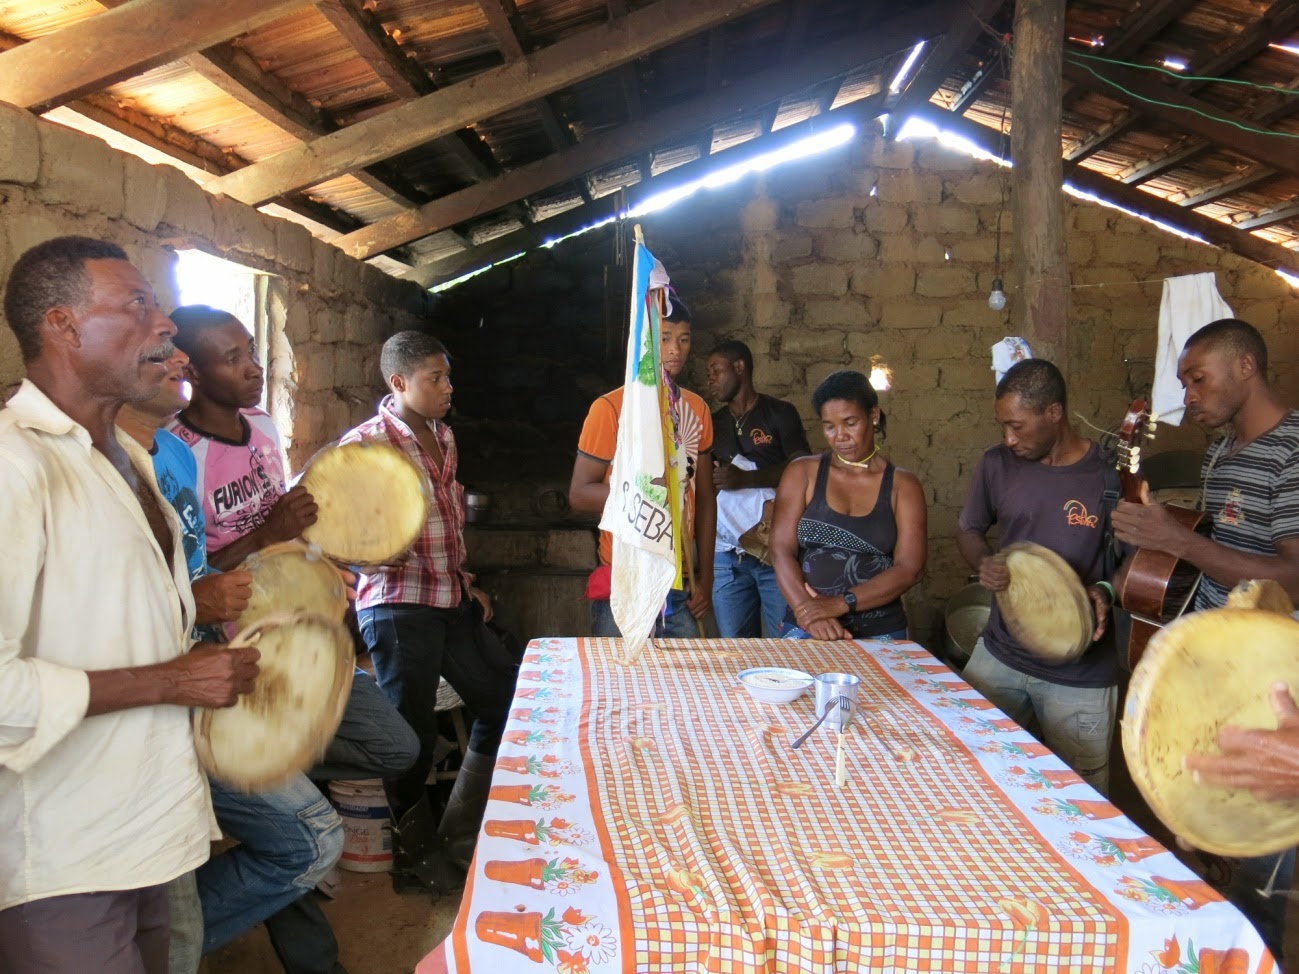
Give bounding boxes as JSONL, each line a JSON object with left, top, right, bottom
{"left": 1094, "top": 580, "right": 1116, "bottom": 605}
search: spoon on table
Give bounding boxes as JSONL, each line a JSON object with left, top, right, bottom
{"left": 791, "top": 696, "right": 850, "bottom": 750}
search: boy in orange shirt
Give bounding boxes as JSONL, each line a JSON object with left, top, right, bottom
{"left": 567, "top": 295, "right": 716, "bottom": 636}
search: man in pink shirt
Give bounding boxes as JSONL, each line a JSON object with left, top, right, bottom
{"left": 170, "top": 305, "right": 419, "bottom": 967}
{"left": 344, "top": 331, "right": 516, "bottom": 892}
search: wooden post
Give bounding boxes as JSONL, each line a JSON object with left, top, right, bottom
{"left": 1010, "top": 0, "right": 1071, "bottom": 373}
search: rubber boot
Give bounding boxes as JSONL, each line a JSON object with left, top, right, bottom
{"left": 438, "top": 749, "right": 495, "bottom": 869}
{"left": 390, "top": 792, "right": 464, "bottom": 896}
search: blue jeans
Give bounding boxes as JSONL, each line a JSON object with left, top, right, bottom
{"left": 590, "top": 590, "right": 699, "bottom": 638}
{"left": 313, "top": 667, "right": 420, "bottom": 781}
{"left": 962, "top": 638, "right": 1117, "bottom": 795}
{"left": 358, "top": 600, "right": 515, "bottom": 824}
{"left": 711, "top": 550, "right": 788, "bottom": 638}
{"left": 1226, "top": 849, "right": 1294, "bottom": 961}
{"left": 197, "top": 774, "right": 343, "bottom": 953}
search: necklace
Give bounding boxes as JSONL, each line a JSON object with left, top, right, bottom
{"left": 732, "top": 401, "right": 755, "bottom": 438}
{"left": 835, "top": 444, "right": 879, "bottom": 468}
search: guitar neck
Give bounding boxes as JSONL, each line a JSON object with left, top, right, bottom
{"left": 1119, "top": 467, "right": 1146, "bottom": 504}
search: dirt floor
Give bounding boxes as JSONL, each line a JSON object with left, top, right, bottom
{"left": 205, "top": 872, "right": 459, "bottom": 974}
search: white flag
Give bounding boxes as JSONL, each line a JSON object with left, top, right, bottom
{"left": 598, "top": 239, "right": 681, "bottom": 661}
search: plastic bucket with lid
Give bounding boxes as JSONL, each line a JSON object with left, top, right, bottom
{"left": 328, "top": 779, "right": 393, "bottom": 873}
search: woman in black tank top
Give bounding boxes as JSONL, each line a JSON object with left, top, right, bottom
{"left": 770, "top": 370, "right": 929, "bottom": 640}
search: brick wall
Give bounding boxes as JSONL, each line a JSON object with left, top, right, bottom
{"left": 431, "top": 126, "right": 1299, "bottom": 645}
{"left": 0, "top": 101, "right": 429, "bottom": 470}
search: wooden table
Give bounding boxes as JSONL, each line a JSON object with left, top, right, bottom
{"left": 419, "top": 636, "right": 1275, "bottom": 973}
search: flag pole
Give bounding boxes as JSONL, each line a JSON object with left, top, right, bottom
{"left": 650, "top": 282, "right": 706, "bottom": 640}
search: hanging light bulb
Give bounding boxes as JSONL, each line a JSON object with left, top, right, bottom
{"left": 988, "top": 276, "right": 1007, "bottom": 311}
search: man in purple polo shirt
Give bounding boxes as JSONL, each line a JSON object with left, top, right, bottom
{"left": 956, "top": 359, "right": 1117, "bottom": 793}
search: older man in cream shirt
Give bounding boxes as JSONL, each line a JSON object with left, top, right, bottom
{"left": 0, "top": 236, "right": 259, "bottom": 974}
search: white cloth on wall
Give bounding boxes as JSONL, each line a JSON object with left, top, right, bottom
{"left": 991, "top": 337, "right": 1033, "bottom": 383}
{"left": 1154, "top": 273, "right": 1234, "bottom": 426}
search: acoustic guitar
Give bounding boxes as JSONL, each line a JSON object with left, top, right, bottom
{"left": 1111, "top": 398, "right": 1209, "bottom": 669}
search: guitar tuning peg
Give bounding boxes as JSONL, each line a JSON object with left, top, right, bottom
{"left": 1144, "top": 433, "right": 1155, "bottom": 440}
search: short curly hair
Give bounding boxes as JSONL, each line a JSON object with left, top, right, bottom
{"left": 380, "top": 330, "right": 449, "bottom": 382}
{"left": 4, "top": 236, "right": 128, "bottom": 362}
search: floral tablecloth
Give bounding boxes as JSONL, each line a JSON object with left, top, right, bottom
{"left": 418, "top": 636, "right": 1275, "bottom": 973}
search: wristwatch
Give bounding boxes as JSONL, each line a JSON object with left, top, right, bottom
{"left": 842, "top": 591, "right": 858, "bottom": 612}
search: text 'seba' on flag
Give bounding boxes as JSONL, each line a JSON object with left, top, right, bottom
{"left": 598, "top": 233, "right": 688, "bottom": 661}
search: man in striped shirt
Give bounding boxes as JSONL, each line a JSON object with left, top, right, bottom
{"left": 1114, "top": 317, "right": 1299, "bottom": 959}
{"left": 345, "top": 331, "right": 515, "bottom": 892}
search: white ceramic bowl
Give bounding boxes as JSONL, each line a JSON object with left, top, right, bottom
{"left": 738, "top": 667, "right": 815, "bottom": 704}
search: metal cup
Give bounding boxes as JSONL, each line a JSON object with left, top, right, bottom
{"left": 814, "top": 673, "right": 860, "bottom": 731}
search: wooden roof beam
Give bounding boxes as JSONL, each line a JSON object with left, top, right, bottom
{"left": 472, "top": 0, "right": 577, "bottom": 157}
{"left": 911, "top": 104, "right": 1299, "bottom": 275}
{"left": 314, "top": 0, "right": 433, "bottom": 99}
{"left": 0, "top": 0, "right": 311, "bottom": 113}
{"left": 207, "top": 0, "right": 788, "bottom": 207}
{"left": 1174, "top": 165, "right": 1276, "bottom": 209}
{"left": 1188, "top": 0, "right": 1299, "bottom": 85}
{"left": 1119, "top": 139, "right": 1209, "bottom": 184}
{"left": 950, "top": 58, "right": 1003, "bottom": 116}
{"left": 411, "top": 94, "right": 888, "bottom": 288}
{"left": 606, "top": 0, "right": 646, "bottom": 121}
{"left": 180, "top": 42, "right": 423, "bottom": 208}
{"left": 1064, "top": 110, "right": 1141, "bottom": 162}
{"left": 314, "top": 0, "right": 504, "bottom": 186}
{"left": 1065, "top": 2, "right": 1299, "bottom": 163}
{"left": 885, "top": 0, "right": 1007, "bottom": 138}
{"left": 1060, "top": 0, "right": 1183, "bottom": 111}
{"left": 1061, "top": 58, "right": 1299, "bottom": 179}
{"left": 1234, "top": 200, "right": 1299, "bottom": 232}
{"left": 52, "top": 100, "right": 365, "bottom": 235}
{"left": 336, "top": 2, "right": 947, "bottom": 260}
{"left": 1096, "top": 0, "right": 1185, "bottom": 61}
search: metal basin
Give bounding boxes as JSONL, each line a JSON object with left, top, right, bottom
{"left": 944, "top": 582, "right": 992, "bottom": 666}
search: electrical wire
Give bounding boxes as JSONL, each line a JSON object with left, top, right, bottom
{"left": 1065, "top": 55, "right": 1299, "bottom": 140}
{"left": 1068, "top": 49, "right": 1299, "bottom": 96}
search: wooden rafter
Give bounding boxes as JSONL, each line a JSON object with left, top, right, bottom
{"left": 315, "top": 0, "right": 501, "bottom": 185}
{"left": 57, "top": 99, "right": 364, "bottom": 235}
{"left": 1234, "top": 200, "right": 1299, "bottom": 232}
{"left": 606, "top": 0, "right": 646, "bottom": 128}
{"left": 1174, "top": 165, "right": 1275, "bottom": 209}
{"left": 912, "top": 104, "right": 1299, "bottom": 276}
{"left": 181, "top": 41, "right": 424, "bottom": 209}
{"left": 1118, "top": 139, "right": 1207, "bottom": 184}
{"left": 1065, "top": 1, "right": 1299, "bottom": 164}
{"left": 472, "top": 0, "right": 576, "bottom": 158}
{"left": 0, "top": 0, "right": 310, "bottom": 113}
{"left": 1059, "top": 0, "right": 1183, "bottom": 113}
{"left": 0, "top": 23, "right": 362, "bottom": 235}
{"left": 409, "top": 94, "right": 888, "bottom": 288}
{"left": 886, "top": 0, "right": 1007, "bottom": 137}
{"left": 207, "top": 0, "right": 785, "bottom": 207}
{"left": 951, "top": 55, "right": 1004, "bottom": 116}
{"left": 1061, "top": 59, "right": 1299, "bottom": 180}
{"left": 336, "top": 2, "right": 948, "bottom": 260}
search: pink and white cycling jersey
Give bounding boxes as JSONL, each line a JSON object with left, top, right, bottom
{"left": 168, "top": 408, "right": 287, "bottom": 555}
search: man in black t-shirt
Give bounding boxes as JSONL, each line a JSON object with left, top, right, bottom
{"left": 956, "top": 360, "right": 1116, "bottom": 793}
{"left": 705, "top": 341, "right": 810, "bottom": 637}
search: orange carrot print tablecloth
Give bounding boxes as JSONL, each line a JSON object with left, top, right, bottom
{"left": 418, "top": 637, "right": 1276, "bottom": 974}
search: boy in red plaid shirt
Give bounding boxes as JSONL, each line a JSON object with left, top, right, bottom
{"left": 343, "top": 331, "right": 515, "bottom": 892}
